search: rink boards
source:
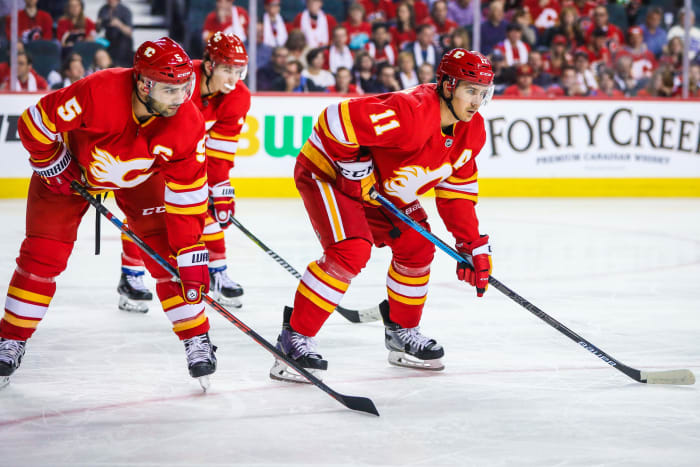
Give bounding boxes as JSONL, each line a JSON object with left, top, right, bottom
{"left": 0, "top": 92, "right": 698, "bottom": 197}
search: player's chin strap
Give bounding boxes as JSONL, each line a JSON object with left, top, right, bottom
{"left": 202, "top": 61, "right": 215, "bottom": 97}
{"left": 135, "top": 91, "right": 163, "bottom": 117}
{"left": 437, "top": 77, "right": 462, "bottom": 122}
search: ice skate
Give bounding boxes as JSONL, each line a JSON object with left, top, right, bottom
{"left": 117, "top": 270, "right": 153, "bottom": 313}
{"left": 380, "top": 301, "right": 445, "bottom": 371}
{"left": 209, "top": 266, "right": 243, "bottom": 309}
{"left": 183, "top": 333, "right": 217, "bottom": 391}
{"left": 0, "top": 338, "right": 27, "bottom": 388}
{"left": 270, "top": 307, "right": 328, "bottom": 383}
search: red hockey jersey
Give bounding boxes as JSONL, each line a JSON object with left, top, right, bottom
{"left": 192, "top": 60, "right": 251, "bottom": 185}
{"left": 298, "top": 83, "right": 487, "bottom": 244}
{"left": 18, "top": 68, "right": 208, "bottom": 252}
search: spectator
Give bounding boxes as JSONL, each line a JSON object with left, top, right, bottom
{"left": 528, "top": 50, "right": 554, "bottom": 88}
{"left": 667, "top": 8, "right": 700, "bottom": 60}
{"left": 328, "top": 66, "right": 360, "bottom": 94}
{"left": 573, "top": 50, "right": 597, "bottom": 92}
{"left": 88, "top": 47, "right": 113, "bottom": 74}
{"left": 612, "top": 54, "right": 641, "bottom": 96}
{"left": 284, "top": 59, "right": 312, "bottom": 92}
{"left": 659, "top": 36, "right": 684, "bottom": 72}
{"left": 5, "top": 0, "right": 53, "bottom": 41}
{"left": 403, "top": 0, "right": 429, "bottom": 24}
{"left": 585, "top": 6, "right": 625, "bottom": 49}
{"left": 374, "top": 62, "right": 401, "bottom": 92}
{"left": 293, "top": 0, "right": 338, "bottom": 48}
{"left": 202, "top": 0, "right": 249, "bottom": 43}
{"left": 52, "top": 52, "right": 85, "bottom": 89}
{"left": 639, "top": 7, "right": 666, "bottom": 58}
{"left": 425, "top": 1, "right": 457, "bottom": 37}
{"left": 543, "top": 6, "right": 583, "bottom": 50}
{"left": 673, "top": 63, "right": 700, "bottom": 97}
{"left": 512, "top": 8, "right": 536, "bottom": 47}
{"left": 343, "top": 2, "right": 371, "bottom": 51}
{"left": 566, "top": 0, "right": 597, "bottom": 20}
{"left": 397, "top": 50, "right": 418, "bottom": 88}
{"left": 366, "top": 22, "right": 397, "bottom": 65}
{"left": 286, "top": 29, "right": 310, "bottom": 67}
{"left": 417, "top": 61, "right": 435, "bottom": 84}
{"left": 262, "top": 0, "right": 288, "bottom": 48}
{"left": 325, "top": 26, "right": 354, "bottom": 73}
{"left": 503, "top": 63, "right": 546, "bottom": 96}
{"left": 544, "top": 34, "right": 572, "bottom": 77}
{"left": 302, "top": 47, "right": 335, "bottom": 90}
{"left": 406, "top": 24, "right": 438, "bottom": 70}
{"left": 445, "top": 26, "right": 470, "bottom": 52}
{"left": 636, "top": 69, "right": 675, "bottom": 97}
{"left": 548, "top": 65, "right": 588, "bottom": 96}
{"left": 494, "top": 23, "right": 530, "bottom": 66}
{"left": 447, "top": 0, "right": 474, "bottom": 27}
{"left": 352, "top": 50, "right": 379, "bottom": 93}
{"left": 595, "top": 68, "right": 624, "bottom": 97}
{"left": 96, "top": 0, "right": 133, "bottom": 67}
{"left": 0, "top": 50, "right": 48, "bottom": 91}
{"left": 621, "top": 26, "right": 657, "bottom": 81}
{"left": 257, "top": 46, "right": 289, "bottom": 91}
{"left": 523, "top": 0, "right": 560, "bottom": 31}
{"left": 490, "top": 50, "right": 514, "bottom": 94}
{"left": 481, "top": 0, "right": 508, "bottom": 56}
{"left": 390, "top": 2, "right": 417, "bottom": 51}
{"left": 359, "top": 0, "right": 396, "bottom": 22}
{"left": 578, "top": 28, "right": 611, "bottom": 70}
{"left": 57, "top": 0, "right": 97, "bottom": 50}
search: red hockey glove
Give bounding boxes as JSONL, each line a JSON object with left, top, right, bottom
{"left": 176, "top": 244, "right": 210, "bottom": 304}
{"left": 30, "top": 146, "right": 85, "bottom": 195}
{"left": 401, "top": 200, "right": 427, "bottom": 224}
{"left": 209, "top": 181, "right": 235, "bottom": 228}
{"left": 456, "top": 235, "right": 492, "bottom": 297}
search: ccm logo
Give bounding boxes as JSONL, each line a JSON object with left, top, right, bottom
{"left": 142, "top": 206, "right": 166, "bottom": 215}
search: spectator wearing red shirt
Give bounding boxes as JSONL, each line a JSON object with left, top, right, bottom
{"left": 403, "top": 0, "right": 430, "bottom": 23}
{"left": 577, "top": 28, "right": 611, "bottom": 69}
{"left": 596, "top": 68, "right": 624, "bottom": 97}
{"left": 359, "top": 0, "right": 396, "bottom": 22}
{"left": 503, "top": 64, "right": 546, "bottom": 97}
{"left": 548, "top": 65, "right": 589, "bottom": 96}
{"left": 328, "top": 66, "right": 361, "bottom": 94}
{"left": 493, "top": 23, "right": 531, "bottom": 66}
{"left": 202, "top": 0, "right": 249, "bottom": 43}
{"left": 343, "top": 3, "right": 372, "bottom": 50}
{"left": 543, "top": 34, "right": 573, "bottom": 76}
{"left": 365, "top": 22, "right": 397, "bottom": 65}
{"left": 564, "top": 0, "right": 597, "bottom": 20}
{"left": 390, "top": 1, "right": 416, "bottom": 51}
{"left": 6, "top": 0, "right": 53, "bottom": 41}
{"left": 423, "top": 0, "right": 457, "bottom": 36}
{"left": 523, "top": 0, "right": 560, "bottom": 31}
{"left": 619, "top": 26, "right": 657, "bottom": 81}
{"left": 0, "top": 51, "right": 49, "bottom": 91}
{"left": 57, "top": 0, "right": 97, "bottom": 49}
{"left": 293, "top": 0, "right": 338, "bottom": 48}
{"left": 585, "top": 6, "right": 625, "bottom": 49}
{"left": 672, "top": 63, "right": 700, "bottom": 98}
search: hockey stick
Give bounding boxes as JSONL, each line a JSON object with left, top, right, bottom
{"left": 226, "top": 215, "right": 383, "bottom": 324}
{"left": 369, "top": 188, "right": 695, "bottom": 386}
{"left": 72, "top": 182, "right": 379, "bottom": 416}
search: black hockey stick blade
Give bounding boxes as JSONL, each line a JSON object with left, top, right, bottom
{"left": 228, "top": 215, "right": 382, "bottom": 323}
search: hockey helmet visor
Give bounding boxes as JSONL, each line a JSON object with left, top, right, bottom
{"left": 437, "top": 48, "right": 495, "bottom": 108}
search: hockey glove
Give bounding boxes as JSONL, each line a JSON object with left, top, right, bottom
{"left": 30, "top": 146, "right": 85, "bottom": 196}
{"left": 209, "top": 180, "right": 235, "bottom": 227}
{"left": 176, "top": 244, "right": 210, "bottom": 304}
{"left": 456, "top": 235, "right": 492, "bottom": 297}
{"left": 401, "top": 200, "right": 428, "bottom": 224}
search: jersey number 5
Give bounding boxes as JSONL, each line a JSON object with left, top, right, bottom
{"left": 369, "top": 110, "right": 400, "bottom": 136}
{"left": 57, "top": 97, "right": 83, "bottom": 122}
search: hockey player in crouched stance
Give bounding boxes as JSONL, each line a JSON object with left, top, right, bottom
{"left": 0, "top": 38, "right": 217, "bottom": 390}
{"left": 118, "top": 32, "right": 250, "bottom": 312}
{"left": 271, "top": 49, "right": 494, "bottom": 382}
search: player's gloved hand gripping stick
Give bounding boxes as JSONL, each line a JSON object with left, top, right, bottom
{"left": 72, "top": 181, "right": 379, "bottom": 416}
{"left": 369, "top": 188, "right": 695, "bottom": 386}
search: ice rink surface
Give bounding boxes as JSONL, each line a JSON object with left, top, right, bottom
{"left": 0, "top": 196, "right": 698, "bottom": 466}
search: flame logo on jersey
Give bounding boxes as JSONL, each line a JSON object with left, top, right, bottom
{"left": 383, "top": 164, "right": 452, "bottom": 204}
{"left": 89, "top": 147, "right": 155, "bottom": 188}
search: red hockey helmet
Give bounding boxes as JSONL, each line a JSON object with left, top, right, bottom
{"left": 133, "top": 37, "right": 194, "bottom": 85}
{"left": 205, "top": 31, "right": 249, "bottom": 67}
{"left": 436, "top": 48, "right": 495, "bottom": 107}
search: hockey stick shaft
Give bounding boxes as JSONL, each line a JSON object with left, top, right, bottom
{"left": 370, "top": 189, "right": 694, "bottom": 385}
{"left": 72, "top": 182, "right": 379, "bottom": 415}
{"left": 227, "top": 215, "right": 381, "bottom": 324}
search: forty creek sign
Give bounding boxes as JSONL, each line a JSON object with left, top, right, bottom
{"left": 0, "top": 93, "right": 698, "bottom": 179}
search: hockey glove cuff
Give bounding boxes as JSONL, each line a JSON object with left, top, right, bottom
{"left": 30, "top": 146, "right": 85, "bottom": 195}
{"left": 209, "top": 181, "right": 235, "bottom": 228}
{"left": 176, "top": 244, "right": 210, "bottom": 304}
{"left": 456, "top": 234, "right": 492, "bottom": 297}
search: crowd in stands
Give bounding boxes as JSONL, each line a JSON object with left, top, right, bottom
{"left": 2, "top": 0, "right": 700, "bottom": 98}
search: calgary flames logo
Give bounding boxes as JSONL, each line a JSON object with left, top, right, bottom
{"left": 383, "top": 164, "right": 452, "bottom": 204}
{"left": 89, "top": 147, "right": 154, "bottom": 188}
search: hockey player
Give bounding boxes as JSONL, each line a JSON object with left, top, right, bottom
{"left": 270, "top": 48, "right": 494, "bottom": 382}
{"left": 118, "top": 31, "right": 250, "bottom": 312}
{"left": 0, "top": 38, "right": 217, "bottom": 388}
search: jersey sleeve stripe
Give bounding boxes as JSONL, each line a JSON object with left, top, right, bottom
{"left": 445, "top": 172, "right": 478, "bottom": 183}
{"left": 164, "top": 203, "right": 209, "bottom": 215}
{"left": 434, "top": 189, "right": 478, "bottom": 202}
{"left": 206, "top": 138, "right": 238, "bottom": 154}
{"left": 164, "top": 183, "right": 209, "bottom": 206}
{"left": 36, "top": 101, "right": 56, "bottom": 133}
{"left": 435, "top": 180, "right": 479, "bottom": 194}
{"left": 165, "top": 175, "right": 208, "bottom": 191}
{"left": 339, "top": 100, "right": 358, "bottom": 145}
{"left": 205, "top": 148, "right": 235, "bottom": 161}
{"left": 317, "top": 109, "right": 342, "bottom": 145}
{"left": 326, "top": 103, "right": 352, "bottom": 145}
{"left": 21, "top": 110, "right": 53, "bottom": 145}
{"left": 301, "top": 140, "right": 337, "bottom": 180}
{"left": 209, "top": 130, "right": 240, "bottom": 142}
{"left": 29, "top": 105, "right": 58, "bottom": 141}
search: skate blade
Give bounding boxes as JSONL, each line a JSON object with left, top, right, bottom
{"left": 198, "top": 375, "right": 211, "bottom": 392}
{"left": 388, "top": 351, "right": 445, "bottom": 371}
{"left": 0, "top": 376, "right": 9, "bottom": 390}
{"left": 213, "top": 294, "right": 242, "bottom": 309}
{"left": 118, "top": 295, "right": 149, "bottom": 313}
{"left": 269, "top": 359, "right": 323, "bottom": 384}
